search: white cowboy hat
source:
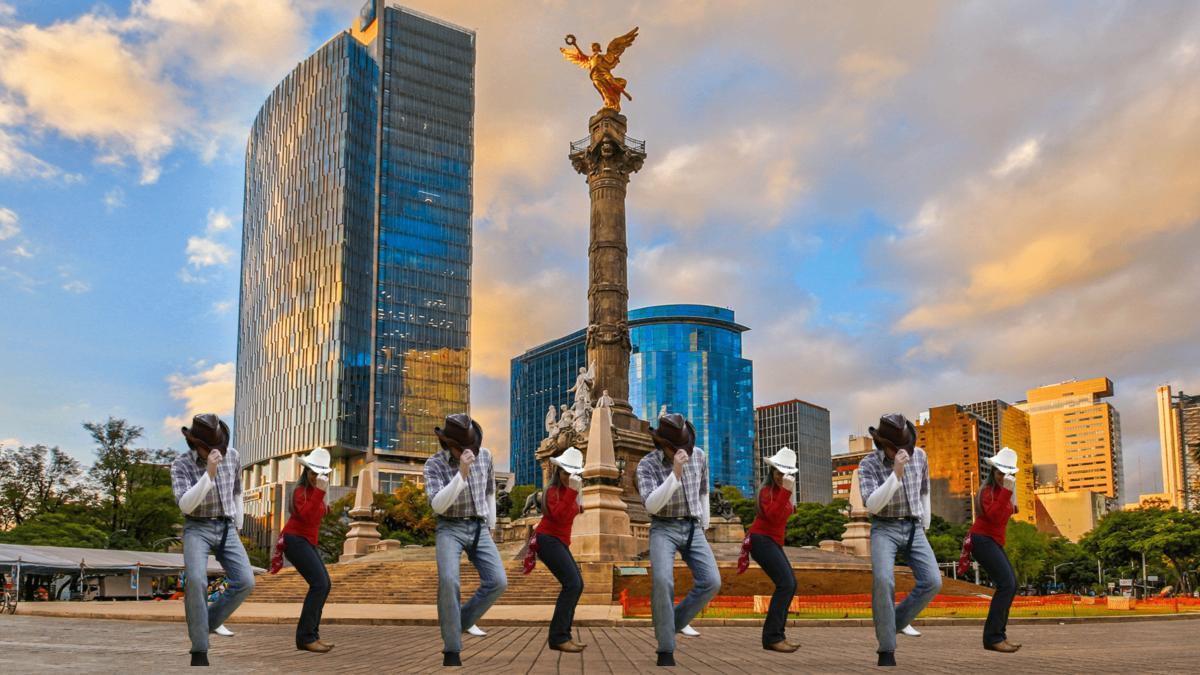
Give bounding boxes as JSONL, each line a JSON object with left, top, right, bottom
{"left": 299, "top": 447, "right": 334, "bottom": 476}
{"left": 551, "top": 447, "right": 585, "bottom": 475}
{"left": 985, "top": 447, "right": 1020, "bottom": 475}
{"left": 764, "top": 446, "right": 800, "bottom": 475}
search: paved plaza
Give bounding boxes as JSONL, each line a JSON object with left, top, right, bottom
{"left": 0, "top": 614, "right": 1194, "bottom": 674}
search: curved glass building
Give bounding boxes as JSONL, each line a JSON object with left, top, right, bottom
{"left": 235, "top": 2, "right": 474, "bottom": 540}
{"left": 511, "top": 304, "right": 755, "bottom": 495}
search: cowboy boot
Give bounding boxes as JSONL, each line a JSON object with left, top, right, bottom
{"left": 549, "top": 640, "right": 586, "bottom": 653}
{"left": 298, "top": 640, "right": 332, "bottom": 653}
{"left": 763, "top": 639, "right": 799, "bottom": 653}
{"left": 984, "top": 640, "right": 1021, "bottom": 653}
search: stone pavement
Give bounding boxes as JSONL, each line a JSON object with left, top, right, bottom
{"left": 0, "top": 614, "right": 1195, "bottom": 674}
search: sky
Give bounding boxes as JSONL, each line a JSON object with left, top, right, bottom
{"left": 1, "top": 0, "right": 1198, "bottom": 504}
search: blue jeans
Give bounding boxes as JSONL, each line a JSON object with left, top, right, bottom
{"left": 649, "top": 519, "right": 721, "bottom": 653}
{"left": 182, "top": 519, "right": 255, "bottom": 654}
{"left": 869, "top": 518, "right": 941, "bottom": 654}
{"left": 435, "top": 519, "right": 508, "bottom": 654}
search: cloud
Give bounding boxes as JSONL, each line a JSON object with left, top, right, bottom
{"left": 185, "top": 236, "right": 233, "bottom": 268}
{"left": 0, "top": 1, "right": 323, "bottom": 182}
{"left": 164, "top": 361, "right": 235, "bottom": 434}
{"left": 990, "top": 137, "right": 1041, "bottom": 178}
{"left": 0, "top": 206, "right": 16, "bottom": 239}
{"left": 103, "top": 187, "right": 125, "bottom": 212}
{"left": 0, "top": 437, "right": 20, "bottom": 448}
{"left": 10, "top": 244, "right": 31, "bottom": 258}
{"left": 61, "top": 279, "right": 90, "bottom": 293}
{"left": 211, "top": 299, "right": 234, "bottom": 315}
{"left": 206, "top": 208, "right": 233, "bottom": 232}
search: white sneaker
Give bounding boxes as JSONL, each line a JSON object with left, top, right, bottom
{"left": 213, "top": 625, "right": 235, "bottom": 637}
{"left": 467, "top": 625, "right": 487, "bottom": 637}
{"left": 901, "top": 625, "right": 921, "bottom": 637}
{"left": 679, "top": 625, "right": 700, "bottom": 637}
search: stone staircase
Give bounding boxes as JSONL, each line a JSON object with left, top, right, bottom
{"left": 249, "top": 560, "right": 568, "bottom": 605}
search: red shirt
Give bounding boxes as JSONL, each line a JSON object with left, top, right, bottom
{"left": 748, "top": 485, "right": 794, "bottom": 546}
{"left": 281, "top": 484, "right": 327, "bottom": 546}
{"left": 969, "top": 484, "right": 1014, "bottom": 547}
{"left": 535, "top": 486, "right": 581, "bottom": 546}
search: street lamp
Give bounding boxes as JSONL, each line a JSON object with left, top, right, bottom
{"left": 1052, "top": 562, "right": 1076, "bottom": 588}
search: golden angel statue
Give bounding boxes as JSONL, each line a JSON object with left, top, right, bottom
{"left": 560, "top": 27, "right": 639, "bottom": 112}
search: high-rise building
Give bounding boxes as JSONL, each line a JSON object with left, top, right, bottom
{"left": 962, "top": 400, "right": 1035, "bottom": 524}
{"left": 1017, "top": 378, "right": 1124, "bottom": 504}
{"left": 754, "top": 400, "right": 832, "bottom": 504}
{"left": 1157, "top": 385, "right": 1200, "bottom": 510}
{"left": 915, "top": 404, "right": 996, "bottom": 524}
{"left": 235, "top": 2, "right": 475, "bottom": 543}
{"left": 831, "top": 435, "right": 873, "bottom": 501}
{"left": 510, "top": 304, "right": 754, "bottom": 494}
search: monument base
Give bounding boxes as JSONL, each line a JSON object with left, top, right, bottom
{"left": 572, "top": 484, "right": 636, "bottom": 561}
{"left": 708, "top": 516, "right": 746, "bottom": 544}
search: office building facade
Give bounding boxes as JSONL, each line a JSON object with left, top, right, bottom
{"left": 511, "top": 304, "right": 754, "bottom": 494}
{"left": 235, "top": 2, "right": 475, "bottom": 543}
{"left": 1157, "top": 385, "right": 1200, "bottom": 510}
{"left": 754, "top": 399, "right": 832, "bottom": 504}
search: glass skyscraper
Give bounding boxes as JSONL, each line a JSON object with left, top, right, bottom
{"left": 235, "top": 2, "right": 474, "bottom": 532}
{"left": 510, "top": 304, "right": 755, "bottom": 495}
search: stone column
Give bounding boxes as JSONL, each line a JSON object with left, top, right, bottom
{"left": 340, "top": 468, "right": 381, "bottom": 561}
{"left": 571, "top": 109, "right": 645, "bottom": 417}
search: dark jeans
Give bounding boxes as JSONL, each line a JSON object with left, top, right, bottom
{"left": 536, "top": 533, "right": 584, "bottom": 646}
{"left": 283, "top": 534, "right": 330, "bottom": 646}
{"left": 749, "top": 534, "right": 796, "bottom": 646}
{"left": 971, "top": 534, "right": 1015, "bottom": 646}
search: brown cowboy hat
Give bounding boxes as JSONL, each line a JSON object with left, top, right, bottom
{"left": 181, "top": 413, "right": 230, "bottom": 452}
{"left": 868, "top": 413, "right": 916, "bottom": 453}
{"left": 650, "top": 413, "right": 696, "bottom": 453}
{"left": 435, "top": 413, "right": 482, "bottom": 453}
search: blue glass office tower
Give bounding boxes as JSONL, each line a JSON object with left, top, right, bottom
{"left": 236, "top": 2, "right": 474, "bottom": 510}
{"left": 510, "top": 305, "right": 755, "bottom": 495}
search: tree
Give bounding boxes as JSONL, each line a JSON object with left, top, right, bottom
{"left": 376, "top": 482, "right": 436, "bottom": 545}
{"left": 0, "top": 445, "right": 83, "bottom": 527}
{"left": 0, "top": 511, "right": 109, "bottom": 548}
{"left": 318, "top": 494, "right": 354, "bottom": 564}
{"left": 785, "top": 501, "right": 849, "bottom": 547}
{"left": 83, "top": 417, "right": 145, "bottom": 532}
{"left": 1005, "top": 520, "right": 1050, "bottom": 587}
{"left": 1138, "top": 509, "right": 1200, "bottom": 595}
{"left": 508, "top": 484, "right": 538, "bottom": 521}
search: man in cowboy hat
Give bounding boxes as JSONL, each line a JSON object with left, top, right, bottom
{"left": 858, "top": 413, "right": 941, "bottom": 667}
{"left": 423, "top": 413, "right": 507, "bottom": 667}
{"left": 170, "top": 413, "right": 255, "bottom": 667}
{"left": 636, "top": 412, "right": 721, "bottom": 667}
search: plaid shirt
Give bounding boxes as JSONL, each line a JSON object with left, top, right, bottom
{"left": 171, "top": 447, "right": 242, "bottom": 519}
{"left": 858, "top": 446, "right": 929, "bottom": 520}
{"left": 637, "top": 447, "right": 707, "bottom": 519}
{"left": 424, "top": 447, "right": 495, "bottom": 520}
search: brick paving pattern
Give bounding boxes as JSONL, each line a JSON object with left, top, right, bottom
{"left": 0, "top": 615, "right": 1193, "bottom": 674}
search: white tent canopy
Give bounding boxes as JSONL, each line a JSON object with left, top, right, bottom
{"left": 0, "top": 543, "right": 263, "bottom": 576}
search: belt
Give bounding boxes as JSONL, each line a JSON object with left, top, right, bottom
{"left": 185, "top": 515, "right": 232, "bottom": 522}
{"left": 651, "top": 515, "right": 698, "bottom": 522}
{"left": 870, "top": 515, "right": 918, "bottom": 522}
{"left": 438, "top": 515, "right": 484, "bottom": 522}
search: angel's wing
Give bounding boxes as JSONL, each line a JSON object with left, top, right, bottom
{"left": 560, "top": 47, "right": 590, "bottom": 70}
{"left": 604, "top": 27, "right": 638, "bottom": 64}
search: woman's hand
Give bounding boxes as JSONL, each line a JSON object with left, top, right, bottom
{"left": 568, "top": 473, "right": 583, "bottom": 492}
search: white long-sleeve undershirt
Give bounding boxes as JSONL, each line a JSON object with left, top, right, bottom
{"left": 644, "top": 472, "right": 681, "bottom": 515}
{"left": 178, "top": 473, "right": 213, "bottom": 515}
{"left": 430, "top": 473, "right": 467, "bottom": 514}
{"left": 864, "top": 473, "right": 901, "bottom": 515}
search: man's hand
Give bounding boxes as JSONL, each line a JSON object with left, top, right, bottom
{"left": 893, "top": 449, "right": 911, "bottom": 480}
{"left": 206, "top": 449, "right": 222, "bottom": 479}
{"left": 782, "top": 474, "right": 796, "bottom": 493}
{"left": 459, "top": 449, "right": 476, "bottom": 479}
{"left": 315, "top": 474, "right": 330, "bottom": 491}
{"left": 568, "top": 473, "right": 583, "bottom": 492}
{"left": 672, "top": 449, "right": 689, "bottom": 479}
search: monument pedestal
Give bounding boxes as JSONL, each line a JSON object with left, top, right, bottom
{"left": 708, "top": 516, "right": 746, "bottom": 544}
{"left": 340, "top": 468, "right": 381, "bottom": 562}
{"left": 572, "top": 404, "right": 636, "bottom": 561}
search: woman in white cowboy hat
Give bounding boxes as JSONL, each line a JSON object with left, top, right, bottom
{"left": 745, "top": 447, "right": 801, "bottom": 653}
{"left": 531, "top": 447, "right": 587, "bottom": 653}
{"left": 275, "top": 447, "right": 335, "bottom": 654}
{"left": 967, "top": 447, "right": 1022, "bottom": 654}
